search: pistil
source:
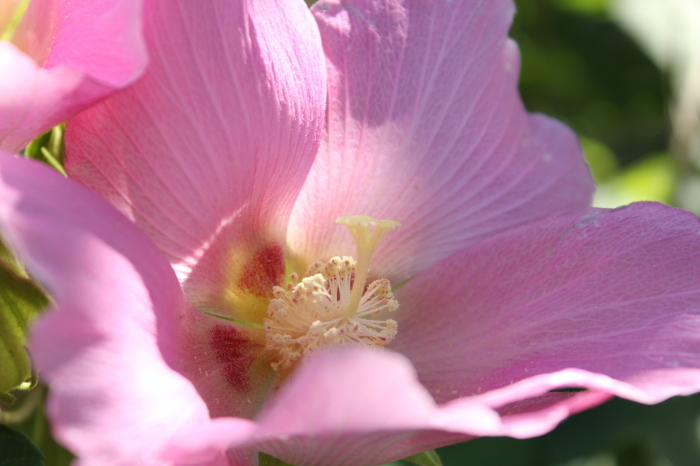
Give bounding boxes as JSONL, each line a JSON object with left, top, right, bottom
{"left": 336, "top": 216, "right": 401, "bottom": 315}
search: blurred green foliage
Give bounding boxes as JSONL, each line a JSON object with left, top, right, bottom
{"left": 594, "top": 153, "right": 677, "bottom": 207}
{"left": 437, "top": 395, "right": 700, "bottom": 466}
{"left": 513, "top": 0, "right": 668, "bottom": 169}
{"left": 8, "top": 387, "right": 73, "bottom": 466}
{"left": 549, "top": 0, "right": 607, "bottom": 16}
{"left": 0, "top": 424, "right": 43, "bottom": 466}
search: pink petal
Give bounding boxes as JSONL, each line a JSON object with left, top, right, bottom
{"left": 287, "top": 0, "right": 593, "bottom": 282}
{"left": 173, "top": 353, "right": 619, "bottom": 463}
{"left": 243, "top": 349, "right": 501, "bottom": 466}
{"left": 392, "top": 202, "right": 700, "bottom": 412}
{"left": 0, "top": 153, "right": 255, "bottom": 464}
{"left": 0, "top": 0, "right": 146, "bottom": 152}
{"left": 177, "top": 308, "right": 276, "bottom": 420}
{"left": 454, "top": 371, "right": 631, "bottom": 438}
{"left": 239, "top": 350, "right": 609, "bottom": 465}
{"left": 65, "top": 0, "right": 327, "bottom": 281}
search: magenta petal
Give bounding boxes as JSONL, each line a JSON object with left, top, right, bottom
{"left": 66, "top": 0, "right": 327, "bottom": 278}
{"left": 288, "top": 0, "right": 593, "bottom": 281}
{"left": 0, "top": 154, "right": 254, "bottom": 464}
{"left": 393, "top": 202, "right": 700, "bottom": 413}
{"left": 0, "top": 0, "right": 146, "bottom": 152}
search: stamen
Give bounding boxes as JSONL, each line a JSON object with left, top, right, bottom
{"left": 264, "top": 216, "right": 401, "bottom": 371}
{"left": 336, "top": 216, "right": 401, "bottom": 315}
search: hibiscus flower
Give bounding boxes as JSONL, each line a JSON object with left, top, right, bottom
{"left": 2, "top": 0, "right": 700, "bottom": 465}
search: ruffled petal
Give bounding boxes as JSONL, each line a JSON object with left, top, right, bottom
{"left": 65, "top": 0, "right": 327, "bottom": 281}
{"left": 241, "top": 349, "right": 500, "bottom": 466}
{"left": 0, "top": 154, "right": 255, "bottom": 464}
{"left": 287, "top": 0, "right": 593, "bottom": 281}
{"left": 392, "top": 203, "right": 700, "bottom": 409}
{"left": 234, "top": 350, "right": 610, "bottom": 465}
{"left": 175, "top": 353, "right": 620, "bottom": 465}
{"left": 0, "top": 0, "right": 146, "bottom": 152}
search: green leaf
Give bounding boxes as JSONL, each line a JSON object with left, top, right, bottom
{"left": 258, "top": 453, "right": 294, "bottom": 466}
{"left": 23, "top": 125, "right": 66, "bottom": 176}
{"left": 548, "top": 0, "right": 609, "bottom": 16}
{"left": 0, "top": 424, "right": 44, "bottom": 466}
{"left": 0, "top": 255, "right": 49, "bottom": 396}
{"left": 23, "top": 132, "right": 51, "bottom": 161}
{"left": 0, "top": 240, "right": 26, "bottom": 278}
{"left": 402, "top": 449, "right": 443, "bottom": 466}
{"left": 9, "top": 386, "right": 73, "bottom": 466}
{"left": 260, "top": 448, "right": 443, "bottom": 466}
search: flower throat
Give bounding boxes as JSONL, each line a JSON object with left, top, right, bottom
{"left": 264, "top": 216, "right": 401, "bottom": 371}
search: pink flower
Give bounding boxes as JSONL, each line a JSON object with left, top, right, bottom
{"left": 0, "top": 0, "right": 146, "bottom": 152}
{"left": 2, "top": 0, "right": 700, "bottom": 464}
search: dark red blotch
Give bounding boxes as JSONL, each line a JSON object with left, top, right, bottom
{"left": 237, "top": 244, "right": 285, "bottom": 297}
{"left": 210, "top": 324, "right": 259, "bottom": 392}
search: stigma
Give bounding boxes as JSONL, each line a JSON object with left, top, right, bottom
{"left": 264, "top": 216, "right": 401, "bottom": 371}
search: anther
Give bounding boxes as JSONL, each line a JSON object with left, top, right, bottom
{"left": 263, "top": 216, "right": 401, "bottom": 371}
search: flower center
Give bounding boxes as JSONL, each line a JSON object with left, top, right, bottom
{"left": 263, "top": 216, "right": 401, "bottom": 371}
